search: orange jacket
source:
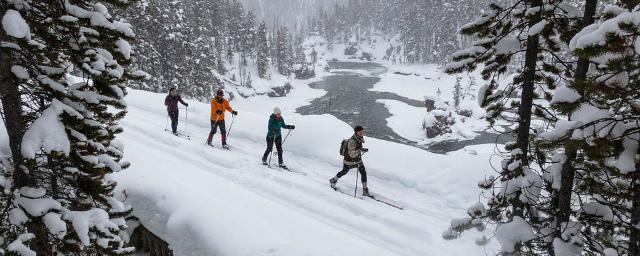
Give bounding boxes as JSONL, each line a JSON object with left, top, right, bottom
{"left": 210, "top": 98, "right": 234, "bottom": 121}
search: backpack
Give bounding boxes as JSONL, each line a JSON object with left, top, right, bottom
{"left": 339, "top": 139, "right": 349, "bottom": 156}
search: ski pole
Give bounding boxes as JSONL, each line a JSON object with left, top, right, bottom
{"left": 282, "top": 129, "right": 292, "bottom": 145}
{"left": 355, "top": 162, "right": 359, "bottom": 198}
{"left": 185, "top": 106, "right": 189, "bottom": 134}
{"left": 227, "top": 115, "right": 236, "bottom": 139}
{"left": 354, "top": 151, "right": 367, "bottom": 197}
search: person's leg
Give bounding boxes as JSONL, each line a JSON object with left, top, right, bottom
{"left": 358, "top": 163, "right": 367, "bottom": 184}
{"left": 207, "top": 120, "right": 216, "bottom": 143}
{"left": 358, "top": 163, "right": 369, "bottom": 195}
{"left": 262, "top": 137, "right": 274, "bottom": 162}
{"left": 335, "top": 164, "right": 353, "bottom": 179}
{"left": 219, "top": 120, "right": 227, "bottom": 145}
{"left": 169, "top": 110, "right": 178, "bottom": 133}
{"left": 275, "top": 137, "right": 283, "bottom": 164}
{"left": 330, "top": 164, "right": 353, "bottom": 187}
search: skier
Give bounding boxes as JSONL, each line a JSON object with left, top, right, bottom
{"left": 261, "top": 107, "right": 295, "bottom": 168}
{"left": 164, "top": 88, "right": 188, "bottom": 135}
{"left": 207, "top": 89, "right": 237, "bottom": 149}
{"left": 330, "top": 125, "right": 370, "bottom": 196}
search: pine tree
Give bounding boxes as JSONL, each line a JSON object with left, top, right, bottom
{"left": 552, "top": 2, "right": 640, "bottom": 254}
{"left": 257, "top": 21, "right": 271, "bottom": 79}
{"left": 1, "top": 0, "right": 142, "bottom": 254}
{"left": 453, "top": 76, "right": 463, "bottom": 109}
{"left": 444, "top": 0, "right": 583, "bottom": 254}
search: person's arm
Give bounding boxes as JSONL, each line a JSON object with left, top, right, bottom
{"left": 178, "top": 96, "right": 188, "bottom": 106}
{"left": 164, "top": 96, "right": 169, "bottom": 106}
{"left": 282, "top": 118, "right": 295, "bottom": 129}
{"left": 225, "top": 100, "right": 238, "bottom": 115}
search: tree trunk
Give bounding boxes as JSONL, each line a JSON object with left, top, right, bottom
{"left": 555, "top": 0, "right": 597, "bottom": 240}
{"left": 516, "top": 0, "right": 543, "bottom": 170}
{"left": 0, "top": 30, "right": 51, "bottom": 256}
{"left": 629, "top": 146, "right": 640, "bottom": 256}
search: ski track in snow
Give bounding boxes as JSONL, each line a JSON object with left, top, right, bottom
{"left": 115, "top": 89, "right": 499, "bottom": 255}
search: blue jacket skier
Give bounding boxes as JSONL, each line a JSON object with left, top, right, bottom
{"left": 262, "top": 107, "right": 295, "bottom": 168}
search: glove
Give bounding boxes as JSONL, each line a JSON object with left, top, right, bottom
{"left": 288, "top": 125, "right": 296, "bottom": 130}
{"left": 361, "top": 148, "right": 369, "bottom": 153}
{"left": 232, "top": 110, "right": 238, "bottom": 116}
{"left": 185, "top": 103, "right": 189, "bottom": 107}
{"left": 216, "top": 110, "right": 223, "bottom": 115}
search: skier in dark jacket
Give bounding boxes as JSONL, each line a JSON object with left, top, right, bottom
{"left": 330, "top": 125, "right": 370, "bottom": 196}
{"left": 164, "top": 88, "right": 188, "bottom": 135}
{"left": 262, "top": 107, "right": 295, "bottom": 168}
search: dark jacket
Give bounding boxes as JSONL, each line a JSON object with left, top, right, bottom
{"left": 266, "top": 114, "right": 293, "bottom": 139}
{"left": 343, "top": 134, "right": 364, "bottom": 165}
{"left": 165, "top": 95, "right": 187, "bottom": 112}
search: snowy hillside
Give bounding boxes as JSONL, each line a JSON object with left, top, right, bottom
{"left": 114, "top": 87, "right": 500, "bottom": 255}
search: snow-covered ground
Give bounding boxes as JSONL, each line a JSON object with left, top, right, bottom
{"left": 113, "top": 86, "right": 501, "bottom": 255}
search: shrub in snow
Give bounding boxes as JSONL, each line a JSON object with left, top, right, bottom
{"left": 344, "top": 44, "right": 358, "bottom": 56}
{"left": 423, "top": 110, "right": 455, "bottom": 139}
{"left": 293, "top": 64, "right": 316, "bottom": 80}
{"left": 268, "top": 82, "right": 293, "bottom": 97}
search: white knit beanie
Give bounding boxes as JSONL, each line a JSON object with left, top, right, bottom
{"left": 273, "top": 107, "right": 282, "bottom": 114}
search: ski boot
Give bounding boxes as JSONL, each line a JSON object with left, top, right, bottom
{"left": 330, "top": 177, "right": 338, "bottom": 190}
{"left": 362, "top": 182, "right": 370, "bottom": 197}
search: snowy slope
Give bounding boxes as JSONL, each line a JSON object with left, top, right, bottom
{"left": 113, "top": 86, "right": 500, "bottom": 255}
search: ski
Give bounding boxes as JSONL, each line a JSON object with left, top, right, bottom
{"left": 333, "top": 187, "right": 404, "bottom": 210}
{"left": 265, "top": 164, "right": 307, "bottom": 175}
{"left": 365, "top": 194, "right": 404, "bottom": 210}
{"left": 164, "top": 129, "right": 191, "bottom": 140}
{"left": 204, "top": 143, "right": 231, "bottom": 151}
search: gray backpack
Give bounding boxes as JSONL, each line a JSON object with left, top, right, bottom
{"left": 339, "top": 139, "right": 349, "bottom": 156}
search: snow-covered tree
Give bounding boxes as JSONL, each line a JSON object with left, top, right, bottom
{"left": 257, "top": 21, "right": 270, "bottom": 79}
{"left": 544, "top": 2, "right": 640, "bottom": 254}
{"left": 1, "top": 0, "right": 143, "bottom": 254}
{"left": 444, "top": 0, "right": 587, "bottom": 254}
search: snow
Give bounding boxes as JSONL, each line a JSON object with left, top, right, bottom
{"left": 2, "top": 9, "right": 30, "bottom": 39}
{"left": 11, "top": 65, "right": 29, "bottom": 80}
{"left": 63, "top": 209, "right": 121, "bottom": 246}
{"left": 495, "top": 216, "right": 535, "bottom": 253}
{"left": 112, "top": 88, "right": 500, "bottom": 255}
{"left": 495, "top": 38, "right": 521, "bottom": 55}
{"left": 21, "top": 99, "right": 81, "bottom": 159}
{"left": 551, "top": 86, "right": 581, "bottom": 104}
{"left": 16, "top": 196, "right": 62, "bottom": 217}
{"left": 7, "top": 233, "right": 36, "bottom": 256}
{"left": 615, "top": 134, "right": 639, "bottom": 174}
{"left": 115, "top": 39, "right": 132, "bottom": 59}
{"left": 377, "top": 99, "right": 427, "bottom": 142}
{"left": 43, "top": 213, "right": 67, "bottom": 239}
{"left": 528, "top": 20, "right": 548, "bottom": 36}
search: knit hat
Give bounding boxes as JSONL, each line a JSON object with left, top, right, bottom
{"left": 354, "top": 125, "right": 364, "bottom": 132}
{"left": 273, "top": 107, "right": 282, "bottom": 114}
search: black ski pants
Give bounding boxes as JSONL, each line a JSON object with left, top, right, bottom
{"left": 208, "top": 120, "right": 227, "bottom": 145}
{"left": 262, "top": 136, "right": 283, "bottom": 164}
{"left": 168, "top": 110, "right": 179, "bottom": 133}
{"left": 336, "top": 163, "right": 367, "bottom": 183}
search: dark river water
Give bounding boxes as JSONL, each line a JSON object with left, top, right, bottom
{"left": 296, "top": 61, "right": 512, "bottom": 154}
